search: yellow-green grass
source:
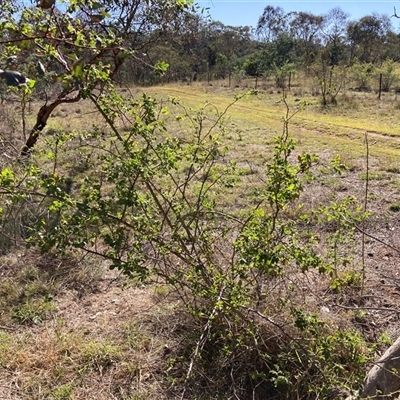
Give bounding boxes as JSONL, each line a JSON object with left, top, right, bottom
{"left": 21, "top": 83, "right": 399, "bottom": 167}
{"left": 145, "top": 85, "right": 400, "bottom": 141}
{"left": 136, "top": 84, "right": 400, "bottom": 222}
{"left": 24, "top": 83, "right": 399, "bottom": 220}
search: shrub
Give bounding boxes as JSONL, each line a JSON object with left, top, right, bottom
{"left": 0, "top": 89, "right": 372, "bottom": 397}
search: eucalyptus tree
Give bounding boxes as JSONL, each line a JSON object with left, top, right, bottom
{"left": 256, "top": 5, "right": 289, "bottom": 42}
{"left": 309, "top": 8, "right": 350, "bottom": 106}
{"left": 347, "top": 13, "right": 393, "bottom": 64}
{"left": 289, "top": 11, "right": 324, "bottom": 68}
{"left": 382, "top": 31, "right": 400, "bottom": 62}
{"left": 321, "top": 7, "right": 349, "bottom": 66}
{"left": 242, "top": 34, "right": 296, "bottom": 87}
{"left": 203, "top": 21, "right": 254, "bottom": 84}
{"left": 147, "top": 15, "right": 254, "bottom": 85}
{"left": 155, "top": 12, "right": 208, "bottom": 82}
{"left": 242, "top": 49, "right": 270, "bottom": 80}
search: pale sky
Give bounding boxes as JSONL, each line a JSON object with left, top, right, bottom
{"left": 198, "top": 1, "right": 400, "bottom": 29}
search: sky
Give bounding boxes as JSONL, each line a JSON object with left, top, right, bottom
{"left": 197, "top": 1, "right": 400, "bottom": 29}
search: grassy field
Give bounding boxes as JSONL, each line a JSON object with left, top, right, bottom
{"left": 1, "top": 82, "right": 400, "bottom": 399}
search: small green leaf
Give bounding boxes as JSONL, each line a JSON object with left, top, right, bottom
{"left": 154, "top": 61, "right": 169, "bottom": 76}
{"left": 0, "top": 168, "right": 15, "bottom": 185}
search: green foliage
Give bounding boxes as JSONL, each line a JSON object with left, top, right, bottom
{"left": 0, "top": 0, "right": 194, "bottom": 153}
{"left": 378, "top": 332, "right": 392, "bottom": 346}
{"left": 349, "top": 59, "right": 375, "bottom": 89}
{"left": 235, "top": 129, "right": 321, "bottom": 278}
{"left": 280, "top": 308, "right": 372, "bottom": 397}
{"left": 376, "top": 59, "right": 400, "bottom": 92}
{"left": 154, "top": 60, "right": 170, "bottom": 76}
{"left": 274, "top": 62, "right": 296, "bottom": 88}
{"left": 313, "top": 195, "right": 367, "bottom": 285}
{"left": 11, "top": 296, "right": 54, "bottom": 325}
{"left": 330, "top": 154, "right": 348, "bottom": 175}
{"left": 312, "top": 47, "right": 347, "bottom": 106}
{"left": 80, "top": 341, "right": 121, "bottom": 372}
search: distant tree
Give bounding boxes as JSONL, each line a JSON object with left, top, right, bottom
{"left": 289, "top": 11, "right": 324, "bottom": 68}
{"left": 349, "top": 59, "right": 375, "bottom": 89}
{"left": 375, "top": 59, "right": 399, "bottom": 92}
{"left": 242, "top": 49, "right": 270, "bottom": 80}
{"left": 312, "top": 48, "right": 346, "bottom": 106}
{"left": 307, "top": 8, "right": 350, "bottom": 106}
{"left": 207, "top": 22, "right": 254, "bottom": 84}
{"left": 322, "top": 8, "right": 349, "bottom": 44}
{"left": 274, "top": 61, "right": 297, "bottom": 89}
{"left": 381, "top": 31, "right": 400, "bottom": 62}
{"left": 242, "top": 30, "right": 299, "bottom": 89}
{"left": 152, "top": 17, "right": 254, "bottom": 85}
{"left": 321, "top": 7, "right": 349, "bottom": 66}
{"left": 347, "top": 13, "right": 392, "bottom": 64}
{"left": 256, "top": 5, "right": 289, "bottom": 42}
{"left": 268, "top": 33, "right": 297, "bottom": 67}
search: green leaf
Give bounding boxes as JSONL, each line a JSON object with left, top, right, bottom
{"left": 154, "top": 61, "right": 169, "bottom": 76}
{"left": 0, "top": 168, "right": 15, "bottom": 185}
{"left": 72, "top": 63, "right": 85, "bottom": 81}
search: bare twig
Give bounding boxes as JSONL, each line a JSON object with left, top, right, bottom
{"left": 180, "top": 285, "right": 226, "bottom": 400}
{"left": 21, "top": 94, "right": 81, "bottom": 155}
{"left": 361, "top": 131, "right": 369, "bottom": 296}
{"left": 353, "top": 223, "right": 400, "bottom": 256}
{"left": 0, "top": 325, "right": 17, "bottom": 331}
{"left": 332, "top": 304, "right": 399, "bottom": 313}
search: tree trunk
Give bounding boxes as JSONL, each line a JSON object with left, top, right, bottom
{"left": 362, "top": 336, "right": 400, "bottom": 399}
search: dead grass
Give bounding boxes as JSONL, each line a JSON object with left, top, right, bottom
{"left": 0, "top": 250, "right": 176, "bottom": 399}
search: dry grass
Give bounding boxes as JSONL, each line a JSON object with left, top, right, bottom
{"left": 0, "top": 251, "right": 176, "bottom": 399}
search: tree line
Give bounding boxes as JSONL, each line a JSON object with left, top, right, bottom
{"left": 117, "top": 5, "right": 400, "bottom": 98}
